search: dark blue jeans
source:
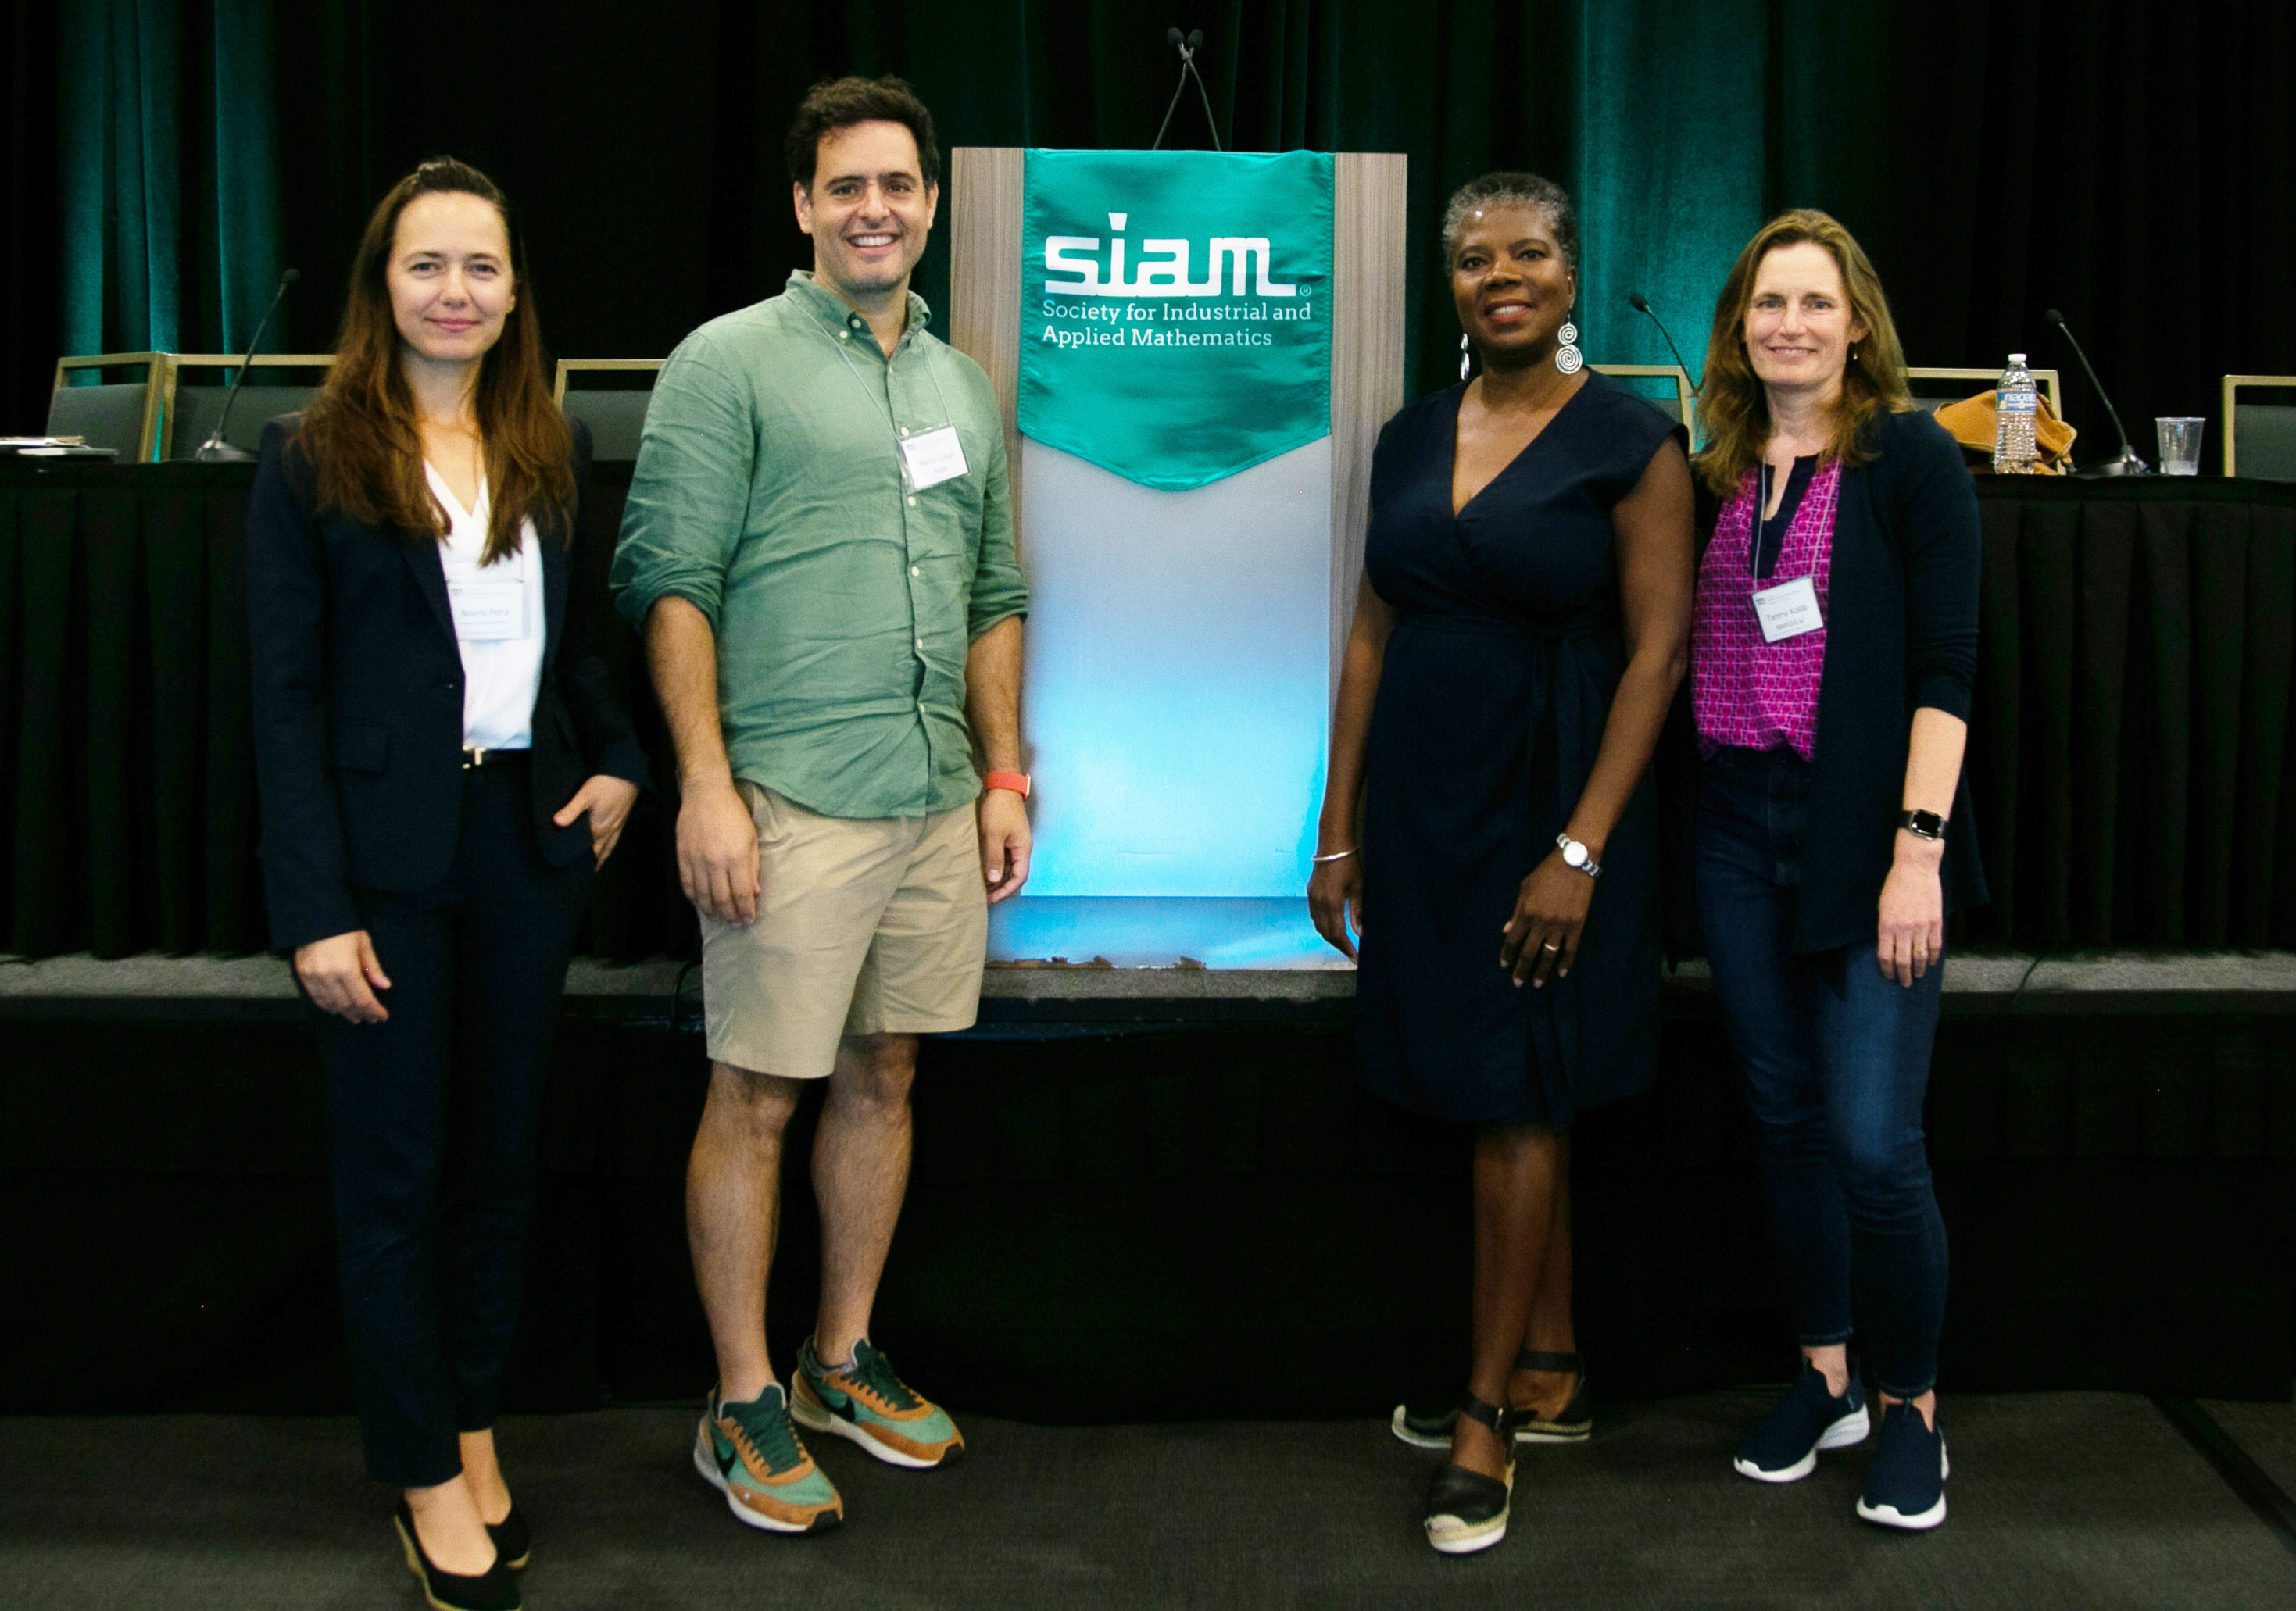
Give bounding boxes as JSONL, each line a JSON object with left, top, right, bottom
{"left": 1696, "top": 746, "right": 1948, "bottom": 1398}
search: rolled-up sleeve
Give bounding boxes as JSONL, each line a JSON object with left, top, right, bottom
{"left": 1894, "top": 413, "right": 1982, "bottom": 722}
{"left": 610, "top": 338, "right": 754, "bottom": 633}
{"left": 967, "top": 419, "right": 1029, "bottom": 641}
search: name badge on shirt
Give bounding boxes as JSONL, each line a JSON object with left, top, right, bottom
{"left": 448, "top": 580, "right": 527, "bottom": 642}
{"left": 1751, "top": 575, "right": 1823, "bottom": 644}
{"left": 899, "top": 425, "right": 969, "bottom": 491}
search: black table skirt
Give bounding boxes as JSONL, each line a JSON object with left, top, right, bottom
{"left": 3, "top": 462, "right": 2293, "bottom": 959}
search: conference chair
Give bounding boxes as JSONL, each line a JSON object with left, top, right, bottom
{"left": 161, "top": 354, "right": 336, "bottom": 459}
{"left": 47, "top": 354, "right": 168, "bottom": 461}
{"left": 554, "top": 360, "right": 663, "bottom": 461}
{"left": 2221, "top": 376, "right": 2296, "bottom": 480}
{"left": 1907, "top": 366, "right": 2064, "bottom": 418}
{"left": 1592, "top": 363, "right": 1697, "bottom": 430}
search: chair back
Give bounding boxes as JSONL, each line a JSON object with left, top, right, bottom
{"left": 555, "top": 360, "right": 665, "bottom": 461}
{"left": 1906, "top": 366, "right": 2065, "bottom": 418}
{"left": 48, "top": 354, "right": 167, "bottom": 460}
{"left": 1591, "top": 364, "right": 1697, "bottom": 431}
{"left": 2222, "top": 376, "right": 2296, "bottom": 480}
{"left": 162, "top": 355, "right": 336, "bottom": 458}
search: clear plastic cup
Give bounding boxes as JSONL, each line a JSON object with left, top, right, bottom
{"left": 2155, "top": 416, "right": 2206, "bottom": 476}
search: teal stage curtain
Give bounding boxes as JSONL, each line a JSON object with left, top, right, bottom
{"left": 20, "top": 1, "right": 2296, "bottom": 448}
{"left": 59, "top": 0, "right": 281, "bottom": 363}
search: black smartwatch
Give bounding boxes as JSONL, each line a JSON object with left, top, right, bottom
{"left": 1898, "top": 809, "right": 1947, "bottom": 842}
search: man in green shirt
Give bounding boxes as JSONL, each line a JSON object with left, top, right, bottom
{"left": 610, "top": 76, "right": 1028, "bottom": 1536}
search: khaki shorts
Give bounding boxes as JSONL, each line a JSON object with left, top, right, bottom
{"left": 699, "top": 782, "right": 987, "bottom": 1079}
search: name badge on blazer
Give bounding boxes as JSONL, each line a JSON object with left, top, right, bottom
{"left": 448, "top": 581, "right": 528, "bottom": 641}
{"left": 899, "top": 425, "right": 969, "bottom": 491}
{"left": 1751, "top": 576, "right": 1823, "bottom": 643}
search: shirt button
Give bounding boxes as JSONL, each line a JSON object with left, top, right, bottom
{"left": 915, "top": 638, "right": 924, "bottom": 650}
{"left": 899, "top": 427, "right": 910, "bottom": 438}
{"left": 910, "top": 566, "right": 921, "bottom": 577}
{"left": 836, "top": 330, "right": 850, "bottom": 341}
{"left": 907, "top": 495, "right": 917, "bottom": 506}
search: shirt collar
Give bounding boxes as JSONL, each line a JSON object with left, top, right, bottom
{"left": 785, "top": 270, "right": 932, "bottom": 353}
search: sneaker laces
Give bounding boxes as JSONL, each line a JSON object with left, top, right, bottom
{"left": 843, "top": 1344, "right": 923, "bottom": 1413}
{"left": 727, "top": 1391, "right": 806, "bottom": 1472}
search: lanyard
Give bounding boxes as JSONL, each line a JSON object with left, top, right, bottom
{"left": 819, "top": 316, "right": 959, "bottom": 484}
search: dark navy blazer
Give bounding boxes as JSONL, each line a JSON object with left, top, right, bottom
{"left": 246, "top": 413, "right": 646, "bottom": 953}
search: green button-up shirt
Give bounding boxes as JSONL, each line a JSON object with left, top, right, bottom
{"left": 610, "top": 272, "right": 1027, "bottom": 820}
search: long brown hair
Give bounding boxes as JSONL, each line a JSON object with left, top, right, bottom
{"left": 298, "top": 157, "right": 572, "bottom": 562}
{"left": 1693, "top": 209, "right": 1913, "bottom": 498}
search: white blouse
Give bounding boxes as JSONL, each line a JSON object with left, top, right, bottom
{"left": 427, "top": 463, "right": 545, "bottom": 751}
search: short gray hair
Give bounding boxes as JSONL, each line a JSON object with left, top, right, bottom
{"left": 1440, "top": 172, "right": 1579, "bottom": 277}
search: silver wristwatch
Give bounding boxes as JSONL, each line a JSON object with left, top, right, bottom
{"left": 1556, "top": 832, "right": 1602, "bottom": 879}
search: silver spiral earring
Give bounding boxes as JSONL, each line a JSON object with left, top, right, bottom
{"left": 1555, "top": 313, "right": 1583, "bottom": 375}
{"left": 1459, "top": 332, "right": 1472, "bottom": 382}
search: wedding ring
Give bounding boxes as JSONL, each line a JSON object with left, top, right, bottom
{"left": 1541, "top": 941, "right": 1561, "bottom": 952}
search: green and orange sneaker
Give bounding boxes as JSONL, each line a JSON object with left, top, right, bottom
{"left": 792, "top": 1336, "right": 966, "bottom": 1469}
{"left": 692, "top": 1384, "right": 843, "bottom": 1534}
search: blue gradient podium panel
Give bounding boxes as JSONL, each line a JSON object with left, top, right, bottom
{"left": 989, "top": 438, "right": 1336, "bottom": 969}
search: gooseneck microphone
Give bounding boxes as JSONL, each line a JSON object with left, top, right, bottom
{"left": 195, "top": 267, "right": 301, "bottom": 463}
{"left": 1153, "top": 28, "right": 1223, "bottom": 151}
{"left": 1628, "top": 292, "right": 1701, "bottom": 394}
{"left": 2044, "top": 306, "right": 2147, "bottom": 477}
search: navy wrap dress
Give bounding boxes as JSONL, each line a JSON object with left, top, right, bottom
{"left": 1356, "top": 370, "right": 1683, "bottom": 1128}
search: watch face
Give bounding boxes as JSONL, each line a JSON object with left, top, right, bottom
{"left": 1561, "top": 839, "right": 1588, "bottom": 867}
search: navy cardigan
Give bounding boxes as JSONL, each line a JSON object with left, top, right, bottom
{"left": 1683, "top": 405, "right": 1989, "bottom": 956}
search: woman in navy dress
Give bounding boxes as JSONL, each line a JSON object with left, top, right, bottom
{"left": 1310, "top": 173, "right": 1693, "bottom": 1555}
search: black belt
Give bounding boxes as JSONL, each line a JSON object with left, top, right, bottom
{"left": 461, "top": 745, "right": 531, "bottom": 780}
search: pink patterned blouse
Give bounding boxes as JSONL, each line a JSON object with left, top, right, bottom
{"left": 1693, "top": 456, "right": 1842, "bottom": 760}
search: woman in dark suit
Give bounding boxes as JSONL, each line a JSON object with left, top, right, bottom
{"left": 247, "top": 157, "right": 643, "bottom": 1611}
{"left": 1309, "top": 173, "right": 1693, "bottom": 1555}
{"left": 1690, "top": 210, "right": 1983, "bottom": 1533}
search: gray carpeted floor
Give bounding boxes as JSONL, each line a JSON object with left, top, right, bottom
{"left": 5, "top": 1392, "right": 2294, "bottom": 1609}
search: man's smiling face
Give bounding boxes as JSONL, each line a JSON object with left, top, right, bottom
{"left": 794, "top": 119, "right": 939, "bottom": 308}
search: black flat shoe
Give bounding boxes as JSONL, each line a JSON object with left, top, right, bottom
{"left": 485, "top": 1506, "right": 530, "bottom": 1572}
{"left": 394, "top": 1499, "right": 520, "bottom": 1611}
{"left": 1422, "top": 1395, "right": 1516, "bottom": 1556}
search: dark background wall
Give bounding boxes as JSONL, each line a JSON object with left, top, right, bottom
{"left": 14, "top": 0, "right": 2296, "bottom": 459}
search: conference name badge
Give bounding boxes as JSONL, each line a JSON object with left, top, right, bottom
{"left": 1751, "top": 575, "right": 1823, "bottom": 643}
{"left": 901, "top": 425, "right": 969, "bottom": 491}
{"left": 449, "top": 581, "right": 527, "bottom": 642}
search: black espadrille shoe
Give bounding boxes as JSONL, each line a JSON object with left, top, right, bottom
{"left": 1511, "top": 1348, "right": 1593, "bottom": 1443}
{"left": 1422, "top": 1396, "right": 1517, "bottom": 1556}
{"left": 485, "top": 1506, "right": 529, "bottom": 1572}
{"left": 393, "top": 1499, "right": 520, "bottom": 1611}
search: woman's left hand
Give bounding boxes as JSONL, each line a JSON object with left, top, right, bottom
{"left": 1500, "top": 852, "right": 1596, "bottom": 988}
{"left": 555, "top": 774, "right": 642, "bottom": 869}
{"left": 1876, "top": 835, "right": 1946, "bottom": 985}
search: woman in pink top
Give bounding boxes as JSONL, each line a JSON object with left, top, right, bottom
{"left": 1688, "top": 212, "right": 1984, "bottom": 1533}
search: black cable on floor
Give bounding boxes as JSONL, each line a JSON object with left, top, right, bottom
{"left": 2152, "top": 1392, "right": 2296, "bottom": 1560}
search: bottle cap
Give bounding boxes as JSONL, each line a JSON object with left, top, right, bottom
{"left": 2009, "top": 353, "right": 2026, "bottom": 363}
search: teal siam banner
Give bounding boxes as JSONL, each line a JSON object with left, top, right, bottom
{"left": 1019, "top": 149, "right": 1334, "bottom": 490}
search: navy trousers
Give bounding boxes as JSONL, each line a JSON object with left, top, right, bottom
{"left": 1696, "top": 745, "right": 1949, "bottom": 1399}
{"left": 313, "top": 764, "right": 592, "bottom": 1486}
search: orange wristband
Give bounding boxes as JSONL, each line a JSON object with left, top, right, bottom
{"left": 983, "top": 770, "right": 1031, "bottom": 798}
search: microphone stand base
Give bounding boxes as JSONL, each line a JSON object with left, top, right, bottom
{"left": 191, "top": 441, "right": 256, "bottom": 463}
{"left": 2072, "top": 447, "right": 2151, "bottom": 479}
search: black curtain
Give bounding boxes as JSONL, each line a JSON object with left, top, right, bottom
{"left": 12, "top": 1, "right": 2296, "bottom": 454}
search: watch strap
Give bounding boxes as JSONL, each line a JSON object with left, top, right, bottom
{"left": 984, "top": 770, "right": 1032, "bottom": 798}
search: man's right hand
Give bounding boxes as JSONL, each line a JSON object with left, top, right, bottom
{"left": 679, "top": 777, "right": 763, "bottom": 925}
{"left": 295, "top": 930, "right": 392, "bottom": 1023}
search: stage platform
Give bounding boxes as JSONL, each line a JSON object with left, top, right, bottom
{"left": 5, "top": 1394, "right": 2294, "bottom": 1607}
{"left": 4, "top": 951, "right": 2293, "bottom": 1427}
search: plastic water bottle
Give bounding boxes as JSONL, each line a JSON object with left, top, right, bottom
{"left": 1994, "top": 353, "right": 2039, "bottom": 474}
